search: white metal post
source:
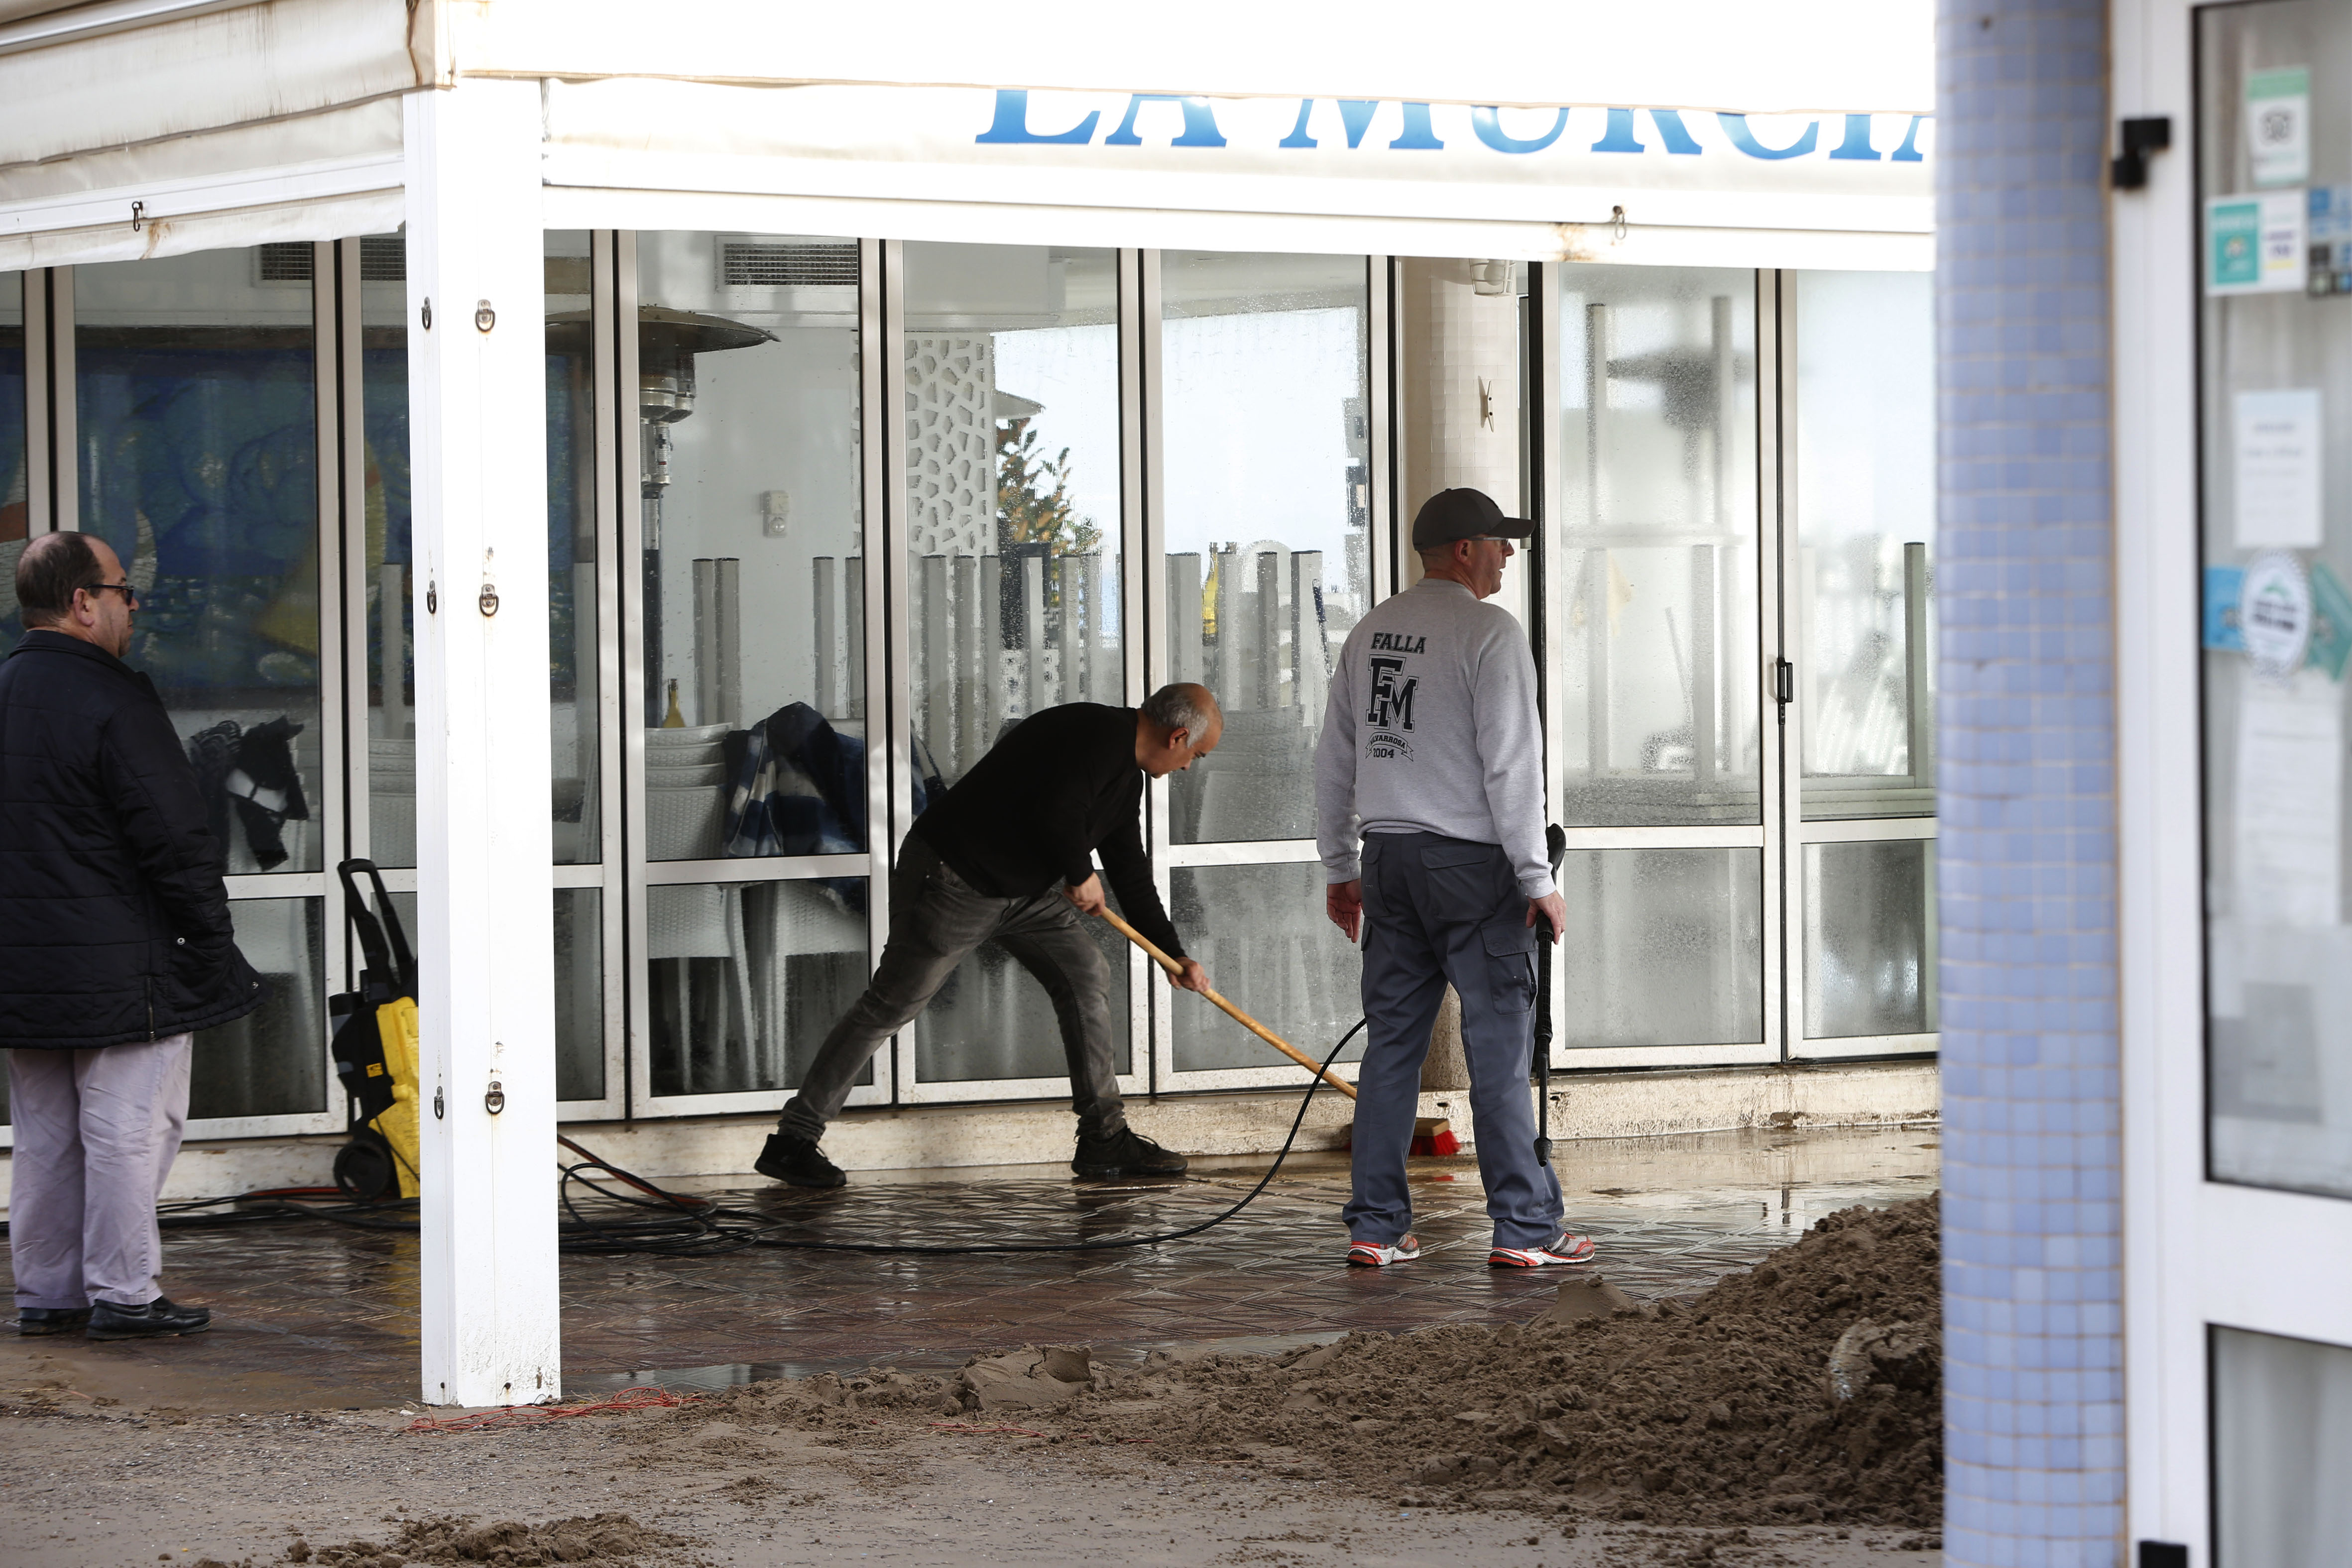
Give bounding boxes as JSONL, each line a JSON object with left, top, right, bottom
{"left": 403, "top": 80, "right": 561, "bottom": 1408}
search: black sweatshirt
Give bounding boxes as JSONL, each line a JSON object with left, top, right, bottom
{"left": 911, "top": 703, "right": 1186, "bottom": 959}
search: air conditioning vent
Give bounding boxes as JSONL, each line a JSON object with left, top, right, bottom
{"left": 717, "top": 238, "right": 858, "bottom": 289}
{"left": 257, "top": 243, "right": 314, "bottom": 283}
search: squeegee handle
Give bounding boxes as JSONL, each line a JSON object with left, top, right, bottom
{"left": 1097, "top": 905, "right": 1359, "bottom": 1102}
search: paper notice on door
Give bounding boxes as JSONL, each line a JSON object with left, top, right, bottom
{"left": 2247, "top": 66, "right": 2313, "bottom": 187}
{"left": 2235, "top": 388, "right": 2324, "bottom": 547}
{"left": 2237, "top": 671, "right": 2343, "bottom": 929}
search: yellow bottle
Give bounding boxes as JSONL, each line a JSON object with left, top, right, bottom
{"left": 662, "top": 678, "right": 686, "bottom": 728}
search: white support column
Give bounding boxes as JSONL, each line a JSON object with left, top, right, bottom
{"left": 404, "top": 80, "right": 560, "bottom": 1409}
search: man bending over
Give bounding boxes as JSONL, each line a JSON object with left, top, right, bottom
{"left": 757, "top": 684, "right": 1220, "bottom": 1186}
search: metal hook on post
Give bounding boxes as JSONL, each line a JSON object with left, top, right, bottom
{"left": 1609, "top": 205, "right": 1628, "bottom": 241}
{"left": 130, "top": 200, "right": 144, "bottom": 233}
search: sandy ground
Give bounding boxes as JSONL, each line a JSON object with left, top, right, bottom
{"left": 0, "top": 1397, "right": 1939, "bottom": 1568}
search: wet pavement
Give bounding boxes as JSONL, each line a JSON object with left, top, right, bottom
{"left": 2, "top": 1124, "right": 1936, "bottom": 1410}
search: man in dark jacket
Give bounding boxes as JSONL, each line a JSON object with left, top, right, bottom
{"left": 756, "top": 684, "right": 1221, "bottom": 1188}
{"left": 0, "top": 532, "right": 264, "bottom": 1341}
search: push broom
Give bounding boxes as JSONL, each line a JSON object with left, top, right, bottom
{"left": 1095, "top": 908, "right": 1465, "bottom": 1156}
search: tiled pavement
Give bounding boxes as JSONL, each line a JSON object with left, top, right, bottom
{"left": 3, "top": 1126, "right": 1937, "bottom": 1405}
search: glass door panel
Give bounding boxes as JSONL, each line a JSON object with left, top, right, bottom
{"left": 1559, "top": 847, "right": 1764, "bottom": 1049}
{"left": 902, "top": 241, "right": 1132, "bottom": 1087}
{"left": 358, "top": 236, "right": 417, "bottom": 867}
{"left": 1789, "top": 270, "right": 1938, "bottom": 1055}
{"left": 1161, "top": 252, "right": 1370, "bottom": 846}
{"left": 544, "top": 230, "right": 602, "bottom": 867}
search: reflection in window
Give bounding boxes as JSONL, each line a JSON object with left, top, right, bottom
{"left": 632, "top": 232, "right": 865, "bottom": 863}
{"left": 542, "top": 231, "right": 601, "bottom": 866}
{"left": 1170, "top": 862, "right": 1365, "bottom": 1072}
{"left": 1162, "top": 253, "right": 1370, "bottom": 844}
{"left": 1558, "top": 848, "right": 1763, "bottom": 1049}
{"left": 1796, "top": 271, "right": 1936, "bottom": 820}
{"left": 1556, "top": 265, "right": 1761, "bottom": 829}
{"left": 647, "top": 878, "right": 869, "bottom": 1097}
{"left": 358, "top": 237, "right": 419, "bottom": 866}
{"left": 188, "top": 897, "right": 326, "bottom": 1120}
{"left": 1801, "top": 839, "right": 1936, "bottom": 1039}
{"left": 76, "top": 248, "right": 323, "bottom": 875}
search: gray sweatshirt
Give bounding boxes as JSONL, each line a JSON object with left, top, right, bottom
{"left": 1314, "top": 576, "right": 1554, "bottom": 898}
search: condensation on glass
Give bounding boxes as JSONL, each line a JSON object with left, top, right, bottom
{"left": 1795, "top": 271, "right": 1936, "bottom": 820}
{"left": 1558, "top": 848, "right": 1763, "bottom": 1049}
{"left": 188, "top": 897, "right": 326, "bottom": 1119}
{"left": 1161, "top": 253, "right": 1371, "bottom": 845}
{"left": 1170, "top": 862, "right": 1367, "bottom": 1070}
{"left": 2198, "top": 1, "right": 2352, "bottom": 1199}
{"left": 2212, "top": 1326, "right": 2352, "bottom": 1567}
{"left": 76, "top": 247, "right": 324, "bottom": 876}
{"left": 1556, "top": 265, "right": 1761, "bottom": 829}
{"left": 645, "top": 878, "right": 870, "bottom": 1098}
{"left": 1801, "top": 840, "right": 1936, "bottom": 1039}
{"left": 903, "top": 243, "right": 1131, "bottom": 1083}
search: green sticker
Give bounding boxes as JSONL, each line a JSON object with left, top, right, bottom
{"left": 2212, "top": 199, "right": 2263, "bottom": 288}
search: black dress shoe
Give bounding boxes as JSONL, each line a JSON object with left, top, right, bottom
{"left": 754, "top": 1132, "right": 846, "bottom": 1189}
{"left": 1072, "top": 1127, "right": 1188, "bottom": 1178}
{"left": 86, "top": 1297, "right": 211, "bottom": 1341}
{"left": 14, "top": 1307, "right": 91, "bottom": 1337}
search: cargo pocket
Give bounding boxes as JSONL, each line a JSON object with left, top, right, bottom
{"left": 1482, "top": 920, "right": 1537, "bottom": 1013}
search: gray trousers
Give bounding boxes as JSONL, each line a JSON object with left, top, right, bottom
{"left": 778, "top": 836, "right": 1125, "bottom": 1142}
{"left": 1344, "top": 832, "right": 1562, "bottom": 1251}
{"left": 8, "top": 1033, "right": 193, "bottom": 1309}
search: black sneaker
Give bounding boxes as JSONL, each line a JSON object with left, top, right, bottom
{"left": 1072, "top": 1127, "right": 1188, "bottom": 1178}
{"left": 14, "top": 1307, "right": 91, "bottom": 1337}
{"left": 754, "top": 1132, "right": 846, "bottom": 1189}
{"left": 86, "top": 1297, "right": 211, "bottom": 1341}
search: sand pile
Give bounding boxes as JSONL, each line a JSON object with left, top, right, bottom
{"left": 280, "top": 1512, "right": 697, "bottom": 1567}
{"left": 658, "top": 1196, "right": 1941, "bottom": 1529}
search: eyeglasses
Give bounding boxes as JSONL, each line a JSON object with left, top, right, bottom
{"left": 81, "top": 581, "right": 137, "bottom": 606}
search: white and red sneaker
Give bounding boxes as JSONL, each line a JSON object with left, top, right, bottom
{"left": 1347, "top": 1233, "right": 1422, "bottom": 1267}
{"left": 1489, "top": 1230, "right": 1596, "bottom": 1268}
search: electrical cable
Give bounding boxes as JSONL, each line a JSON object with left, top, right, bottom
{"left": 2, "top": 1018, "right": 1367, "bottom": 1259}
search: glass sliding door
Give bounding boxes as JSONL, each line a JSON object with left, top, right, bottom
{"left": 1788, "top": 269, "right": 1938, "bottom": 1056}
{"left": 1153, "top": 250, "right": 1374, "bottom": 1086}
{"left": 898, "top": 241, "right": 1139, "bottom": 1100}
{"left": 1548, "top": 263, "right": 1776, "bottom": 1066}
{"left": 623, "top": 230, "right": 881, "bottom": 1113}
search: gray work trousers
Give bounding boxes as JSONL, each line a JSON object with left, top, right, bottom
{"left": 8, "top": 1033, "right": 194, "bottom": 1309}
{"left": 778, "top": 836, "right": 1126, "bottom": 1142}
{"left": 1344, "top": 833, "right": 1562, "bottom": 1251}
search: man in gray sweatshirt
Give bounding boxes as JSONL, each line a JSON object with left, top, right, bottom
{"left": 1314, "top": 487, "right": 1594, "bottom": 1270}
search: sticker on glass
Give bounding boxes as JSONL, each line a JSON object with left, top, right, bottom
{"left": 2234, "top": 388, "right": 2324, "bottom": 548}
{"left": 2240, "top": 551, "right": 2314, "bottom": 678}
{"left": 2209, "top": 191, "right": 2308, "bottom": 294}
{"left": 2246, "top": 66, "right": 2312, "bottom": 187}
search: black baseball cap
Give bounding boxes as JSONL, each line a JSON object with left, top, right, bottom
{"left": 1411, "top": 487, "right": 1534, "bottom": 551}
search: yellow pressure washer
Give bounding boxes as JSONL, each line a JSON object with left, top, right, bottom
{"left": 327, "top": 858, "right": 423, "bottom": 1202}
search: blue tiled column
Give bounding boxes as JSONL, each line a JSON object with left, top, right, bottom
{"left": 1935, "top": 1, "right": 2124, "bottom": 1564}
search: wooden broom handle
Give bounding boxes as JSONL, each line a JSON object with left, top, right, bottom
{"left": 1096, "top": 905, "right": 1359, "bottom": 1101}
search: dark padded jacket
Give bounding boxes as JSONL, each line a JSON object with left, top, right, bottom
{"left": 0, "top": 630, "right": 264, "bottom": 1048}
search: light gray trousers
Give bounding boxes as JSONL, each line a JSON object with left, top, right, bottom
{"left": 8, "top": 1034, "right": 193, "bottom": 1309}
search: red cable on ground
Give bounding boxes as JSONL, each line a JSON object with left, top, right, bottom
{"left": 403, "top": 1385, "right": 701, "bottom": 1434}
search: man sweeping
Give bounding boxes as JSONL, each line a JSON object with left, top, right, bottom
{"left": 1315, "top": 488, "right": 1595, "bottom": 1269}
{"left": 757, "top": 684, "right": 1220, "bottom": 1187}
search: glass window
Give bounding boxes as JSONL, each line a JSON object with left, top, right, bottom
{"left": 633, "top": 231, "right": 864, "bottom": 862}
{"left": 1801, "top": 840, "right": 1936, "bottom": 1039}
{"left": 1556, "top": 265, "right": 1760, "bottom": 828}
{"left": 902, "top": 243, "right": 1131, "bottom": 1082}
{"left": 1796, "top": 271, "right": 1936, "bottom": 819}
{"left": 1558, "top": 848, "right": 1763, "bottom": 1049}
{"left": 2199, "top": 0, "right": 2352, "bottom": 1199}
{"left": 647, "top": 878, "right": 870, "bottom": 1097}
{"left": 1161, "top": 252, "right": 1370, "bottom": 845}
{"left": 77, "top": 248, "right": 323, "bottom": 875}
{"left": 1170, "top": 862, "right": 1366, "bottom": 1072}
{"left": 543, "top": 231, "right": 601, "bottom": 866}
{"left": 188, "top": 897, "right": 326, "bottom": 1120}
{"left": 2213, "top": 1326, "right": 2352, "bottom": 1567}
{"left": 359, "top": 237, "right": 417, "bottom": 866}
{"left": 553, "top": 888, "right": 603, "bottom": 1101}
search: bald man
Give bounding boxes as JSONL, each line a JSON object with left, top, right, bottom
{"left": 760, "top": 684, "right": 1222, "bottom": 1187}
{"left": 0, "top": 533, "right": 262, "bottom": 1341}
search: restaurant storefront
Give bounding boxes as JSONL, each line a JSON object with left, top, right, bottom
{"left": 0, "top": 0, "right": 1934, "bottom": 1400}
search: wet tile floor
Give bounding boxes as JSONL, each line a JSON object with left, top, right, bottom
{"left": 4, "top": 1125, "right": 1937, "bottom": 1407}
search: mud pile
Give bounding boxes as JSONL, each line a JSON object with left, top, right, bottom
{"left": 1088, "top": 1195, "right": 1943, "bottom": 1526}
{"left": 281, "top": 1512, "right": 697, "bottom": 1567}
